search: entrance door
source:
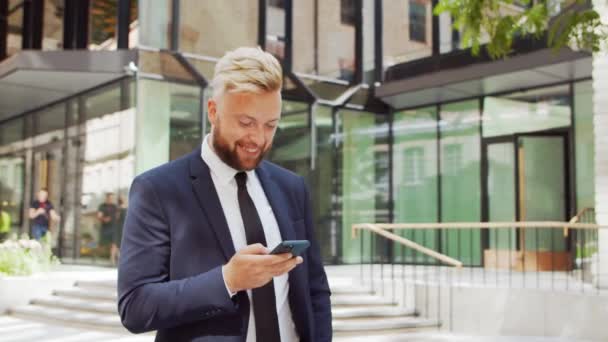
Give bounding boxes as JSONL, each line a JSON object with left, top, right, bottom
{"left": 31, "top": 143, "right": 64, "bottom": 256}
{"left": 483, "top": 132, "right": 570, "bottom": 270}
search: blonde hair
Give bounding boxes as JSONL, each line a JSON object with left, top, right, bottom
{"left": 211, "top": 47, "right": 282, "bottom": 97}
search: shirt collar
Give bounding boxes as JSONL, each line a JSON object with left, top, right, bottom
{"left": 201, "top": 134, "right": 255, "bottom": 186}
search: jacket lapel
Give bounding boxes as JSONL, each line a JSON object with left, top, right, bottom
{"left": 188, "top": 148, "right": 236, "bottom": 261}
{"left": 255, "top": 162, "right": 297, "bottom": 242}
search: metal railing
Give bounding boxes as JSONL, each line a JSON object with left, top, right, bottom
{"left": 351, "top": 213, "right": 605, "bottom": 331}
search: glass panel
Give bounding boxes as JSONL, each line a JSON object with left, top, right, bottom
{"left": 7, "top": 0, "right": 23, "bottom": 57}
{"left": 520, "top": 136, "right": 566, "bottom": 252}
{"left": 36, "top": 103, "right": 66, "bottom": 136}
{"left": 383, "top": 0, "right": 432, "bottom": 69}
{"left": 362, "top": 0, "right": 375, "bottom": 83}
{"left": 178, "top": 0, "right": 258, "bottom": 57}
{"left": 310, "top": 105, "right": 336, "bottom": 263}
{"left": 31, "top": 146, "right": 64, "bottom": 252}
{"left": 139, "top": 0, "right": 172, "bottom": 49}
{"left": 293, "top": 0, "right": 356, "bottom": 82}
{"left": 0, "top": 117, "right": 24, "bottom": 146}
{"left": 42, "top": 0, "right": 63, "bottom": 50}
{"left": 169, "top": 83, "right": 202, "bottom": 160}
{"left": 393, "top": 106, "right": 438, "bottom": 263}
{"left": 77, "top": 80, "right": 135, "bottom": 266}
{"left": 0, "top": 155, "right": 25, "bottom": 232}
{"left": 266, "top": 0, "right": 286, "bottom": 60}
{"left": 339, "top": 109, "right": 388, "bottom": 263}
{"left": 487, "top": 142, "right": 516, "bottom": 249}
{"left": 574, "top": 81, "right": 595, "bottom": 210}
{"left": 89, "top": 0, "right": 117, "bottom": 48}
{"left": 483, "top": 85, "right": 571, "bottom": 138}
{"left": 440, "top": 100, "right": 481, "bottom": 266}
{"left": 268, "top": 100, "right": 310, "bottom": 179}
{"left": 33, "top": 103, "right": 66, "bottom": 147}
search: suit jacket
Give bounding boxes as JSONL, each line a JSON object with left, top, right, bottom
{"left": 117, "top": 148, "right": 332, "bottom": 342}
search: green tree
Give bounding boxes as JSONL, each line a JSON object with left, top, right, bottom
{"left": 434, "top": 0, "right": 608, "bottom": 59}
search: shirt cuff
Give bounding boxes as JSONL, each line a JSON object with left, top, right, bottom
{"left": 221, "top": 266, "right": 237, "bottom": 298}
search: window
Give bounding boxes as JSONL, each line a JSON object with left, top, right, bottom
{"left": 442, "top": 144, "right": 462, "bottom": 176}
{"left": 404, "top": 147, "right": 425, "bottom": 185}
{"left": 340, "top": 0, "right": 356, "bottom": 26}
{"left": 269, "top": 0, "right": 284, "bottom": 8}
{"left": 409, "top": 0, "right": 427, "bottom": 43}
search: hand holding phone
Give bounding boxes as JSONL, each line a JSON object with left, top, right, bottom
{"left": 270, "top": 240, "right": 310, "bottom": 257}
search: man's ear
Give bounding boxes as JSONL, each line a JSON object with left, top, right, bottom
{"left": 208, "top": 98, "right": 217, "bottom": 125}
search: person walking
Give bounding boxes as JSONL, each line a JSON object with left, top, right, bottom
{"left": 118, "top": 47, "right": 332, "bottom": 342}
{"left": 29, "top": 189, "right": 60, "bottom": 241}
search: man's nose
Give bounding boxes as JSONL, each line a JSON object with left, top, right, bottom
{"left": 249, "top": 125, "right": 265, "bottom": 146}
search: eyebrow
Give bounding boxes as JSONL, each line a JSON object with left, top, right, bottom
{"left": 239, "top": 114, "right": 280, "bottom": 123}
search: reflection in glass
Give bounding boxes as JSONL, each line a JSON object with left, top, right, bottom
{"left": 42, "top": 0, "right": 63, "bottom": 50}
{"left": 393, "top": 107, "right": 438, "bottom": 263}
{"left": 266, "top": 0, "right": 285, "bottom": 60}
{"left": 7, "top": 0, "right": 23, "bottom": 57}
{"left": 0, "top": 117, "right": 24, "bottom": 145}
{"left": 574, "top": 81, "right": 595, "bottom": 210}
{"left": 487, "top": 142, "right": 516, "bottom": 249}
{"left": 483, "top": 85, "right": 571, "bottom": 138}
{"left": 36, "top": 103, "right": 66, "bottom": 138}
{"left": 293, "top": 0, "right": 356, "bottom": 82}
{"left": 339, "top": 109, "right": 388, "bottom": 263}
{"left": 440, "top": 100, "right": 481, "bottom": 266}
{"left": 90, "top": 0, "right": 117, "bottom": 47}
{"left": 178, "top": 0, "right": 258, "bottom": 57}
{"left": 169, "top": 83, "right": 202, "bottom": 160}
{"left": 383, "top": 0, "right": 432, "bottom": 68}
{"left": 268, "top": 100, "right": 310, "bottom": 179}
{"left": 78, "top": 81, "right": 135, "bottom": 265}
{"left": 310, "top": 105, "right": 336, "bottom": 262}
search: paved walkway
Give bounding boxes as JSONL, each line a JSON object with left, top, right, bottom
{"left": 0, "top": 316, "right": 597, "bottom": 342}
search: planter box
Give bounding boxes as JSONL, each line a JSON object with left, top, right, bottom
{"left": 0, "top": 264, "right": 117, "bottom": 314}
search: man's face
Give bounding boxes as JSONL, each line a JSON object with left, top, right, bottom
{"left": 208, "top": 90, "right": 281, "bottom": 171}
{"left": 37, "top": 190, "right": 48, "bottom": 202}
{"left": 105, "top": 194, "right": 114, "bottom": 204}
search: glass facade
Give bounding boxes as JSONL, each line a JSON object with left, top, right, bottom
{"left": 393, "top": 106, "right": 438, "bottom": 263}
{"left": 440, "top": 100, "right": 482, "bottom": 266}
{"left": 0, "top": 1, "right": 599, "bottom": 268}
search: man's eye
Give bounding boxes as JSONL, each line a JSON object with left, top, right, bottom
{"left": 240, "top": 121, "right": 254, "bottom": 127}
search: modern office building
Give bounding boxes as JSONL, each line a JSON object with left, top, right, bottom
{"left": 0, "top": 0, "right": 605, "bottom": 287}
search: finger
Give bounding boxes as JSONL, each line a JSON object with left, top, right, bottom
{"left": 238, "top": 243, "right": 269, "bottom": 255}
{"left": 267, "top": 252, "right": 294, "bottom": 264}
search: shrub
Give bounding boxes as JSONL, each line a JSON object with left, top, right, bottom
{"left": 0, "top": 234, "right": 60, "bottom": 276}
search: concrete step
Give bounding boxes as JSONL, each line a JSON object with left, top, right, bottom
{"left": 75, "top": 279, "right": 117, "bottom": 291}
{"left": 329, "top": 285, "right": 375, "bottom": 296}
{"left": 9, "top": 305, "right": 125, "bottom": 333}
{"left": 332, "top": 306, "right": 416, "bottom": 319}
{"left": 31, "top": 296, "right": 117, "bottom": 314}
{"left": 333, "top": 316, "right": 439, "bottom": 334}
{"left": 331, "top": 294, "right": 396, "bottom": 307}
{"left": 54, "top": 288, "right": 116, "bottom": 302}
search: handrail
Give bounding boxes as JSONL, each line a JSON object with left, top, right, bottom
{"left": 352, "top": 221, "right": 602, "bottom": 231}
{"left": 569, "top": 207, "right": 595, "bottom": 224}
{"left": 352, "top": 223, "right": 464, "bottom": 268}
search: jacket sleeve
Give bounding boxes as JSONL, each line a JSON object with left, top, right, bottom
{"left": 117, "top": 176, "right": 238, "bottom": 333}
{"left": 300, "top": 176, "right": 333, "bottom": 341}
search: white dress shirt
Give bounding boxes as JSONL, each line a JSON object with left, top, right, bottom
{"left": 201, "top": 135, "right": 299, "bottom": 342}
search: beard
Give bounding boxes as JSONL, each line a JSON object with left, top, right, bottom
{"left": 211, "top": 126, "right": 271, "bottom": 171}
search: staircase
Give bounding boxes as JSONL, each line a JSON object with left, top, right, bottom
{"left": 7, "top": 275, "right": 439, "bottom": 338}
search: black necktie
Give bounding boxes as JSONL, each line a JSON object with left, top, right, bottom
{"left": 235, "top": 172, "right": 281, "bottom": 342}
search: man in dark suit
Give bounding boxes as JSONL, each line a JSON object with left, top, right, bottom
{"left": 117, "top": 47, "right": 332, "bottom": 342}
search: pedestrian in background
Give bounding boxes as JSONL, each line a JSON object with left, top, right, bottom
{"left": 29, "top": 188, "right": 60, "bottom": 241}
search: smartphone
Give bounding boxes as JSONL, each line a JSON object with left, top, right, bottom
{"left": 270, "top": 240, "right": 310, "bottom": 257}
